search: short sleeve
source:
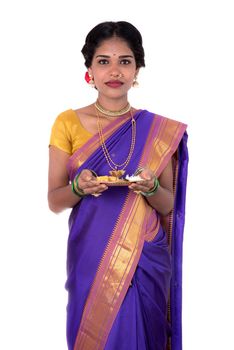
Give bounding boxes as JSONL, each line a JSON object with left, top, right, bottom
{"left": 49, "top": 113, "right": 72, "bottom": 154}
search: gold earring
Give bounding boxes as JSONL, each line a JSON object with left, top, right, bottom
{"left": 132, "top": 76, "right": 139, "bottom": 88}
{"left": 89, "top": 75, "right": 95, "bottom": 88}
{"left": 85, "top": 71, "right": 95, "bottom": 88}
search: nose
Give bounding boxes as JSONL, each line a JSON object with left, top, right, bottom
{"left": 110, "top": 72, "right": 123, "bottom": 79}
{"left": 108, "top": 62, "right": 123, "bottom": 79}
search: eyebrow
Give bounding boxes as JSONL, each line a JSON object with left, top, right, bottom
{"left": 95, "top": 55, "right": 134, "bottom": 58}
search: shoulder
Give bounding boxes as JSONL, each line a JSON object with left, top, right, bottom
{"left": 136, "top": 110, "right": 188, "bottom": 141}
{"left": 50, "top": 109, "right": 79, "bottom": 142}
{"left": 54, "top": 109, "right": 78, "bottom": 123}
{"left": 157, "top": 114, "right": 186, "bottom": 125}
{"left": 142, "top": 109, "right": 187, "bottom": 128}
{"left": 52, "top": 109, "right": 82, "bottom": 132}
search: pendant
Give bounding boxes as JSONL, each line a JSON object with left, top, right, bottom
{"left": 109, "top": 170, "right": 125, "bottom": 178}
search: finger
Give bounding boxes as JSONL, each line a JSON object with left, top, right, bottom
{"left": 129, "top": 183, "right": 152, "bottom": 192}
{"left": 82, "top": 179, "right": 102, "bottom": 189}
{"left": 139, "top": 169, "right": 152, "bottom": 181}
{"left": 83, "top": 184, "right": 108, "bottom": 194}
{"left": 136, "top": 180, "right": 150, "bottom": 187}
{"left": 80, "top": 169, "right": 94, "bottom": 181}
{"left": 79, "top": 172, "right": 99, "bottom": 189}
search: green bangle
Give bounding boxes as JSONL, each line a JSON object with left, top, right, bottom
{"left": 71, "top": 170, "right": 98, "bottom": 198}
{"left": 141, "top": 177, "right": 160, "bottom": 197}
{"left": 71, "top": 173, "right": 87, "bottom": 198}
{"left": 71, "top": 181, "right": 86, "bottom": 198}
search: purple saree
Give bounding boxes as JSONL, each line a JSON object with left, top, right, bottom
{"left": 66, "top": 110, "right": 188, "bottom": 350}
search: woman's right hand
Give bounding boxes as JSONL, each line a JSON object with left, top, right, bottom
{"left": 77, "top": 169, "right": 108, "bottom": 196}
{"left": 48, "top": 146, "right": 107, "bottom": 213}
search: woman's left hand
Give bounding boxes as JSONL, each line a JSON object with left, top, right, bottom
{"left": 128, "top": 168, "right": 155, "bottom": 193}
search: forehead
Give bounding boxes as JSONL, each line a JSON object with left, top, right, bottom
{"left": 95, "top": 37, "right": 133, "bottom": 57}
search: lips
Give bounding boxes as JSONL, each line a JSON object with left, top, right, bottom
{"left": 105, "top": 80, "right": 123, "bottom": 88}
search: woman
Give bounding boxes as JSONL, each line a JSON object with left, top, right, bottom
{"left": 48, "top": 21, "right": 188, "bottom": 350}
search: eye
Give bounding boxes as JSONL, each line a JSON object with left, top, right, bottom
{"left": 120, "top": 59, "right": 131, "bottom": 65}
{"left": 98, "top": 59, "right": 109, "bottom": 65}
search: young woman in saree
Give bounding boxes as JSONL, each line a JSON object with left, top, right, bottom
{"left": 48, "top": 21, "right": 188, "bottom": 350}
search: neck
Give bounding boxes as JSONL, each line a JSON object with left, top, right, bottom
{"left": 97, "top": 95, "right": 129, "bottom": 111}
{"left": 95, "top": 99, "right": 131, "bottom": 117}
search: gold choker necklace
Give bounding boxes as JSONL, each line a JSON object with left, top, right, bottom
{"left": 94, "top": 100, "right": 131, "bottom": 117}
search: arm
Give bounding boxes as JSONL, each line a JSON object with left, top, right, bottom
{"left": 48, "top": 146, "right": 80, "bottom": 213}
{"left": 48, "top": 146, "right": 108, "bottom": 213}
{"left": 128, "top": 160, "right": 174, "bottom": 216}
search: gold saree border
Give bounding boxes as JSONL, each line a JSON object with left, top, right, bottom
{"left": 139, "top": 116, "right": 187, "bottom": 177}
{"left": 141, "top": 116, "right": 186, "bottom": 350}
{"left": 138, "top": 115, "right": 186, "bottom": 242}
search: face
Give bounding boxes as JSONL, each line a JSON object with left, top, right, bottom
{"left": 88, "top": 37, "right": 139, "bottom": 100}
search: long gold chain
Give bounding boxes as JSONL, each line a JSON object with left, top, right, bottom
{"left": 96, "top": 108, "right": 136, "bottom": 171}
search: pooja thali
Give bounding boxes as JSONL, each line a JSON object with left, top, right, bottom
{"left": 96, "top": 175, "right": 144, "bottom": 186}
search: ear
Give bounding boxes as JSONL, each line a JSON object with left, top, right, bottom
{"left": 88, "top": 68, "right": 93, "bottom": 77}
{"left": 135, "top": 68, "right": 140, "bottom": 77}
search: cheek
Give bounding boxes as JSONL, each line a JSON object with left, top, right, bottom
{"left": 125, "top": 68, "right": 137, "bottom": 79}
{"left": 92, "top": 69, "right": 106, "bottom": 81}
{"left": 126, "top": 73, "right": 136, "bottom": 85}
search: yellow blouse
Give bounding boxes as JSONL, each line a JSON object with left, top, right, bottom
{"left": 49, "top": 109, "right": 93, "bottom": 154}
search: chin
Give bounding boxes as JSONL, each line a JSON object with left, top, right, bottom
{"left": 100, "top": 87, "right": 130, "bottom": 98}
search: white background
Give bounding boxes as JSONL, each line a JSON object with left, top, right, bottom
{"left": 0, "top": 0, "right": 233, "bottom": 349}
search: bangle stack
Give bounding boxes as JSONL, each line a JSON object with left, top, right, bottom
{"left": 71, "top": 173, "right": 87, "bottom": 198}
{"left": 141, "top": 177, "right": 160, "bottom": 197}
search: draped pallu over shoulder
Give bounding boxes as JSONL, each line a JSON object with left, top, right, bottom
{"left": 65, "top": 110, "right": 188, "bottom": 350}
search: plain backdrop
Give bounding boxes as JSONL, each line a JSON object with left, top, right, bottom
{"left": 0, "top": 0, "right": 233, "bottom": 349}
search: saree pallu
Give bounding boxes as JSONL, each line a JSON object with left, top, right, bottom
{"left": 66, "top": 110, "right": 188, "bottom": 350}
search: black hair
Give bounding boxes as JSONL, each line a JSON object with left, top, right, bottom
{"left": 81, "top": 21, "right": 145, "bottom": 69}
